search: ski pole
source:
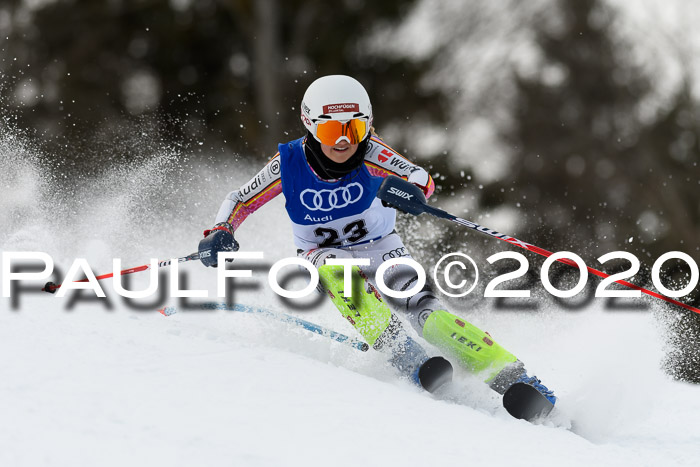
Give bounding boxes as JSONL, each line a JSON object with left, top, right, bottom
{"left": 377, "top": 175, "right": 700, "bottom": 315}
{"left": 42, "top": 252, "right": 201, "bottom": 294}
{"left": 159, "top": 302, "right": 370, "bottom": 352}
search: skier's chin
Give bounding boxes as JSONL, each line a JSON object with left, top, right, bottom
{"left": 321, "top": 143, "right": 358, "bottom": 163}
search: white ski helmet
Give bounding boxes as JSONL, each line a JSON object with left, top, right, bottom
{"left": 301, "top": 75, "right": 373, "bottom": 146}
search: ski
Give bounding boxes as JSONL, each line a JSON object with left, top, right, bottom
{"left": 416, "top": 356, "right": 453, "bottom": 393}
{"left": 502, "top": 382, "right": 555, "bottom": 421}
{"left": 159, "top": 302, "right": 369, "bottom": 352}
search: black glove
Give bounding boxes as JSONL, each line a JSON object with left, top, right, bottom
{"left": 377, "top": 181, "right": 427, "bottom": 215}
{"left": 198, "top": 222, "right": 240, "bottom": 267}
{"left": 377, "top": 176, "right": 428, "bottom": 217}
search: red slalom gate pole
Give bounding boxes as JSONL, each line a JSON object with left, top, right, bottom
{"left": 42, "top": 251, "right": 201, "bottom": 293}
{"left": 377, "top": 175, "right": 700, "bottom": 315}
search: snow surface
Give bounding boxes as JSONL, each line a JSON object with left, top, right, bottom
{"left": 2, "top": 139, "right": 699, "bottom": 467}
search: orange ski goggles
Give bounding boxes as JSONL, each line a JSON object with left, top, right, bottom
{"left": 313, "top": 118, "right": 369, "bottom": 146}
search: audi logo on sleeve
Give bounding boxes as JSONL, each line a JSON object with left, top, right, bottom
{"left": 300, "top": 183, "right": 364, "bottom": 212}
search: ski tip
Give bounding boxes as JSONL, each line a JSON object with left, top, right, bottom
{"left": 503, "top": 382, "right": 555, "bottom": 421}
{"left": 418, "top": 356, "right": 453, "bottom": 393}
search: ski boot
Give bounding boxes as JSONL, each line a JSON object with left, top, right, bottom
{"left": 319, "top": 264, "right": 452, "bottom": 393}
{"left": 514, "top": 373, "right": 557, "bottom": 405}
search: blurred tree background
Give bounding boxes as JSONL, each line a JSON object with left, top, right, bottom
{"left": 1, "top": 0, "right": 698, "bottom": 380}
{"left": 0, "top": 0, "right": 433, "bottom": 162}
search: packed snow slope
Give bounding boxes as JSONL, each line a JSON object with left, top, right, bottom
{"left": 1, "top": 133, "right": 699, "bottom": 467}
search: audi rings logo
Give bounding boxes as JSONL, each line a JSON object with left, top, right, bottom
{"left": 382, "top": 247, "right": 408, "bottom": 261}
{"left": 300, "top": 183, "right": 364, "bottom": 212}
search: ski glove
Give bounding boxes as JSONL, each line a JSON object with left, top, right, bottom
{"left": 380, "top": 180, "right": 428, "bottom": 215}
{"left": 198, "top": 222, "right": 239, "bottom": 267}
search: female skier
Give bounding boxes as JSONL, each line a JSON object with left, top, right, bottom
{"left": 198, "top": 75, "right": 555, "bottom": 409}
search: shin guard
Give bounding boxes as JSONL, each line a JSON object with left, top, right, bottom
{"left": 319, "top": 264, "right": 429, "bottom": 376}
{"left": 422, "top": 310, "right": 518, "bottom": 383}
